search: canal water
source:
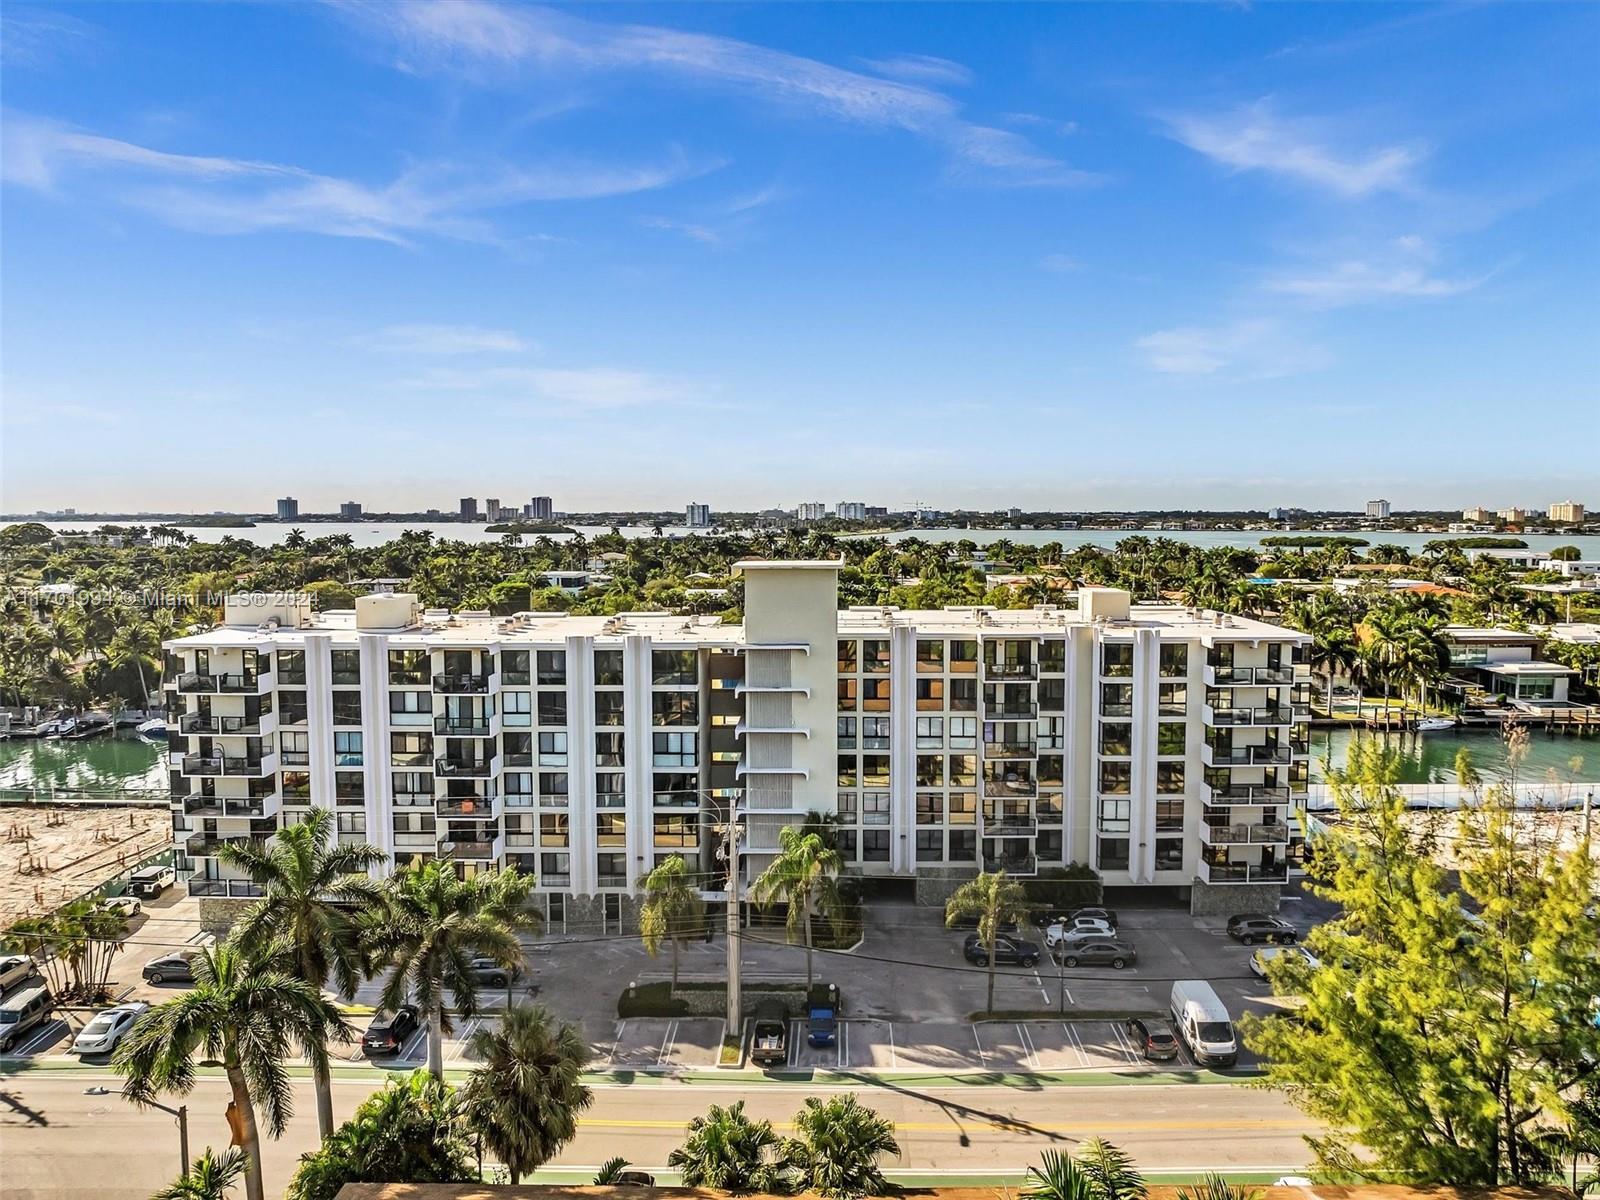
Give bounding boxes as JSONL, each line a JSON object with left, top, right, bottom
{"left": 0, "top": 732, "right": 166, "bottom": 795}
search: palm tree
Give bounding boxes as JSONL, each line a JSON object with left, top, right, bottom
{"left": 460, "top": 1005, "right": 592, "bottom": 1182}
{"left": 1023, "top": 1151, "right": 1098, "bottom": 1200}
{"left": 667, "top": 1100, "right": 789, "bottom": 1192}
{"left": 153, "top": 1148, "right": 247, "bottom": 1200}
{"left": 1024, "top": 1140, "right": 1146, "bottom": 1200}
{"left": 749, "top": 826, "right": 843, "bottom": 990}
{"left": 217, "top": 808, "right": 388, "bottom": 1140}
{"left": 114, "top": 944, "right": 354, "bottom": 1200}
{"left": 638, "top": 854, "right": 704, "bottom": 993}
{"left": 107, "top": 618, "right": 161, "bottom": 707}
{"left": 944, "top": 870, "right": 1031, "bottom": 1014}
{"left": 594, "top": 1158, "right": 635, "bottom": 1184}
{"left": 365, "top": 861, "right": 538, "bottom": 1079}
{"left": 1360, "top": 607, "right": 1409, "bottom": 728}
{"left": 785, "top": 1094, "right": 900, "bottom": 1198}
{"left": 1175, "top": 1176, "right": 1261, "bottom": 1200}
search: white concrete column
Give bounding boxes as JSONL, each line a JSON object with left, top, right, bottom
{"left": 303, "top": 634, "right": 336, "bottom": 847}
{"left": 565, "top": 636, "right": 596, "bottom": 895}
{"left": 889, "top": 624, "right": 917, "bottom": 875}
{"left": 358, "top": 634, "right": 395, "bottom": 868}
{"left": 623, "top": 635, "right": 654, "bottom": 890}
{"left": 1063, "top": 625, "right": 1093, "bottom": 867}
{"left": 1130, "top": 628, "right": 1161, "bottom": 885}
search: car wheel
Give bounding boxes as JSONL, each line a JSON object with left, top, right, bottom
{"left": 1240, "top": 935, "right": 1254, "bottom": 946}
{"left": 1064, "top": 956, "right": 1079, "bottom": 968}
{"left": 148, "top": 972, "right": 164, "bottom": 984}
{"left": 1022, "top": 955, "right": 1038, "bottom": 968}
{"left": 1112, "top": 958, "right": 1127, "bottom": 970}
{"left": 490, "top": 974, "right": 507, "bottom": 988}
{"left": 1281, "top": 935, "right": 1296, "bottom": 945}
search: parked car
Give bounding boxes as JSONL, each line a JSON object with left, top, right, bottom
{"left": 1170, "top": 979, "right": 1237, "bottom": 1068}
{"left": 71, "top": 1002, "right": 149, "bottom": 1056}
{"left": 1227, "top": 915, "right": 1299, "bottom": 945}
{"left": 750, "top": 1000, "right": 788, "bottom": 1067}
{"left": 0, "top": 986, "right": 55, "bottom": 1053}
{"left": 1058, "top": 940, "right": 1137, "bottom": 969}
{"left": 142, "top": 951, "right": 198, "bottom": 985}
{"left": 1068, "top": 906, "right": 1119, "bottom": 928}
{"left": 0, "top": 955, "right": 41, "bottom": 995}
{"left": 97, "top": 895, "right": 142, "bottom": 919}
{"left": 1250, "top": 945, "right": 1321, "bottom": 979}
{"left": 362, "top": 1005, "right": 421, "bottom": 1056}
{"left": 1045, "top": 917, "right": 1115, "bottom": 946}
{"left": 949, "top": 912, "right": 1019, "bottom": 934}
{"left": 962, "top": 933, "right": 1041, "bottom": 967}
{"left": 126, "top": 865, "right": 176, "bottom": 899}
{"left": 467, "top": 957, "right": 521, "bottom": 989}
{"left": 1125, "top": 1016, "right": 1181, "bottom": 1062}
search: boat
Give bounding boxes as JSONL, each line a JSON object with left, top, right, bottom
{"left": 1415, "top": 717, "right": 1457, "bottom": 732}
{"left": 135, "top": 717, "right": 168, "bottom": 740}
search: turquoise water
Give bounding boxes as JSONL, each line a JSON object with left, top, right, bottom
{"left": 1311, "top": 726, "right": 1597, "bottom": 784}
{"left": 0, "top": 732, "right": 166, "bottom": 794}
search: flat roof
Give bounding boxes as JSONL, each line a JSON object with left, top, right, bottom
{"left": 733, "top": 558, "right": 845, "bottom": 571}
{"left": 1482, "top": 661, "right": 1576, "bottom": 675}
{"left": 1445, "top": 626, "right": 1542, "bottom": 644}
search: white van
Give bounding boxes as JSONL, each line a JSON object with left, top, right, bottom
{"left": 1169, "top": 979, "right": 1237, "bottom": 1067}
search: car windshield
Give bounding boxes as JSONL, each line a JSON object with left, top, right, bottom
{"left": 0, "top": 1011, "right": 18, "bottom": 1024}
{"left": 1197, "top": 1021, "right": 1233, "bottom": 1043}
{"left": 82, "top": 1017, "right": 115, "bottom": 1035}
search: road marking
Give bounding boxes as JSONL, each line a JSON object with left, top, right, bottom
{"left": 657, "top": 1020, "right": 678, "bottom": 1066}
{"left": 1017, "top": 1023, "right": 1039, "bottom": 1070}
{"left": 788, "top": 1019, "right": 802, "bottom": 1069}
{"left": 1032, "top": 970, "right": 1050, "bottom": 1005}
{"left": 972, "top": 1026, "right": 988, "bottom": 1068}
{"left": 887, "top": 1021, "right": 897, "bottom": 1068}
{"left": 13, "top": 1022, "right": 62, "bottom": 1058}
{"left": 838, "top": 1019, "right": 847, "bottom": 1069}
{"left": 1063, "top": 1021, "right": 1090, "bottom": 1067}
{"left": 1060, "top": 984, "right": 1074, "bottom": 1005}
{"left": 1110, "top": 1020, "right": 1140, "bottom": 1065}
{"left": 607, "top": 1021, "right": 626, "bottom": 1071}
{"left": 572, "top": 1115, "right": 1312, "bottom": 1133}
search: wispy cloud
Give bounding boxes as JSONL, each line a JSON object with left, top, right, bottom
{"left": 1038, "top": 253, "right": 1082, "bottom": 273}
{"left": 1, "top": 112, "right": 705, "bottom": 243}
{"left": 399, "top": 364, "right": 693, "bottom": 409}
{"left": 1165, "top": 101, "right": 1423, "bottom": 198}
{"left": 640, "top": 215, "right": 721, "bottom": 245}
{"left": 356, "top": 324, "right": 532, "bottom": 354}
{"left": 1136, "top": 318, "right": 1331, "bottom": 379}
{"left": 333, "top": 1, "right": 1099, "bottom": 188}
{"left": 1, "top": 8, "right": 99, "bottom": 68}
{"left": 1265, "top": 237, "right": 1493, "bottom": 307}
{"left": 859, "top": 53, "right": 973, "bottom": 88}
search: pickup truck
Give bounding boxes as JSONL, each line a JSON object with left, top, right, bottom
{"left": 750, "top": 1001, "right": 788, "bottom": 1068}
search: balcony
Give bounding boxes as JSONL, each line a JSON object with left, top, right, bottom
{"left": 1203, "top": 705, "right": 1296, "bottom": 728}
{"left": 985, "top": 701, "right": 1038, "bottom": 719}
{"left": 984, "top": 776, "right": 1037, "bottom": 798}
{"left": 1200, "top": 743, "right": 1252, "bottom": 767}
{"left": 1203, "top": 664, "right": 1254, "bottom": 686}
{"left": 185, "top": 833, "right": 270, "bottom": 858}
{"left": 433, "top": 672, "right": 490, "bottom": 694}
{"left": 1203, "top": 783, "right": 1291, "bottom": 805}
{"left": 179, "top": 713, "right": 265, "bottom": 736}
{"left": 186, "top": 878, "right": 266, "bottom": 898}
{"left": 176, "top": 672, "right": 265, "bottom": 694}
{"left": 436, "top": 794, "right": 499, "bottom": 818}
{"left": 182, "top": 794, "right": 226, "bottom": 817}
{"left": 983, "top": 740, "right": 1038, "bottom": 759}
{"left": 1251, "top": 745, "right": 1291, "bottom": 765}
{"left": 980, "top": 807, "right": 1037, "bottom": 838}
{"left": 181, "top": 754, "right": 275, "bottom": 778}
{"left": 439, "top": 836, "right": 503, "bottom": 861}
{"left": 435, "top": 758, "right": 495, "bottom": 778}
{"left": 1255, "top": 666, "right": 1296, "bottom": 684}
{"left": 1198, "top": 860, "right": 1290, "bottom": 885}
{"left": 1201, "top": 821, "right": 1291, "bottom": 846}
{"left": 985, "top": 661, "right": 1039, "bottom": 681}
{"left": 435, "top": 715, "right": 493, "bottom": 737}
{"left": 980, "top": 851, "right": 1037, "bottom": 877}
{"left": 223, "top": 795, "right": 279, "bottom": 819}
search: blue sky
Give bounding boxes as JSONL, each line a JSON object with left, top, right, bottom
{"left": 2, "top": 1, "right": 1596, "bottom": 514}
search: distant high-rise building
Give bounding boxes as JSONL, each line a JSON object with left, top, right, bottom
{"left": 686, "top": 502, "right": 712, "bottom": 527}
{"left": 485, "top": 498, "right": 503, "bottom": 522}
{"left": 836, "top": 501, "right": 867, "bottom": 521}
{"left": 1266, "top": 507, "right": 1288, "bottom": 521}
{"left": 1365, "top": 499, "right": 1391, "bottom": 519}
{"left": 339, "top": 501, "right": 362, "bottom": 520}
{"left": 460, "top": 498, "right": 479, "bottom": 520}
{"left": 1462, "top": 506, "right": 1493, "bottom": 523}
{"left": 1497, "top": 506, "right": 1528, "bottom": 524}
{"left": 528, "top": 496, "right": 554, "bottom": 521}
{"left": 796, "top": 502, "right": 827, "bottom": 522}
{"left": 1548, "top": 500, "right": 1585, "bottom": 524}
{"left": 1007, "top": 507, "right": 1023, "bottom": 520}
{"left": 425, "top": 509, "right": 442, "bottom": 519}
{"left": 276, "top": 497, "right": 299, "bottom": 522}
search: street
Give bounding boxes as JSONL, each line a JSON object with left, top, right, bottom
{"left": 0, "top": 1069, "right": 1318, "bottom": 1198}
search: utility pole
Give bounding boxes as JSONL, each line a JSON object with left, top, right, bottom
{"left": 725, "top": 816, "right": 742, "bottom": 1033}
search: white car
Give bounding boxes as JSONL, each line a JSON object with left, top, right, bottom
{"left": 98, "top": 896, "right": 142, "bottom": 918}
{"left": 1250, "top": 945, "right": 1321, "bottom": 979}
{"left": 1045, "top": 917, "right": 1116, "bottom": 946}
{"left": 71, "top": 1002, "right": 148, "bottom": 1056}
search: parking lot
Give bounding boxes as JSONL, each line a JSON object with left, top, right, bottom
{"left": 1, "top": 884, "right": 1328, "bottom": 1076}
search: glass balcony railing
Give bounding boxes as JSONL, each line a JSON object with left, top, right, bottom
{"left": 433, "top": 672, "right": 490, "bottom": 694}
{"left": 983, "top": 741, "right": 1038, "bottom": 759}
{"left": 434, "top": 715, "right": 492, "bottom": 736}
{"left": 187, "top": 878, "right": 266, "bottom": 898}
{"left": 985, "top": 661, "right": 1038, "bottom": 680}
{"left": 435, "top": 758, "right": 494, "bottom": 778}
{"left": 177, "top": 672, "right": 261, "bottom": 694}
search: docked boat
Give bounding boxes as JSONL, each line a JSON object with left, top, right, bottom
{"left": 1415, "top": 717, "right": 1457, "bottom": 732}
{"left": 135, "top": 717, "right": 168, "bottom": 740}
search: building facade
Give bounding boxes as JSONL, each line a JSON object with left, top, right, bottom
{"left": 1365, "top": 499, "right": 1391, "bottom": 519}
{"left": 1548, "top": 500, "right": 1585, "bottom": 524}
{"left": 338, "top": 502, "right": 362, "bottom": 519}
{"left": 163, "top": 566, "right": 1312, "bottom": 928}
{"left": 796, "top": 502, "right": 828, "bottom": 522}
{"left": 836, "top": 502, "right": 867, "bottom": 521}
{"left": 460, "top": 498, "right": 479, "bottom": 520}
{"left": 528, "top": 496, "right": 554, "bottom": 521}
{"left": 686, "top": 503, "right": 712, "bottom": 528}
{"left": 276, "top": 497, "right": 299, "bottom": 522}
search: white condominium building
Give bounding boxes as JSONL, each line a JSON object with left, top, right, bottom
{"left": 164, "top": 563, "right": 1312, "bottom": 928}
{"left": 1548, "top": 500, "right": 1584, "bottom": 524}
{"left": 1365, "top": 499, "right": 1391, "bottom": 519}
{"left": 795, "top": 502, "right": 828, "bottom": 522}
{"left": 686, "top": 503, "right": 712, "bottom": 528}
{"left": 837, "top": 502, "right": 867, "bottom": 521}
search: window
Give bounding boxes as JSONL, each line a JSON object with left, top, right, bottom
{"left": 863, "top": 640, "right": 890, "bottom": 672}
{"left": 652, "top": 649, "right": 697, "bottom": 685}
{"left": 861, "top": 830, "right": 890, "bottom": 861}
{"left": 391, "top": 772, "right": 430, "bottom": 805}
{"left": 593, "top": 773, "right": 625, "bottom": 808}
{"left": 1100, "top": 683, "right": 1133, "bottom": 717}
{"left": 949, "top": 830, "right": 977, "bottom": 861}
{"left": 948, "top": 754, "right": 976, "bottom": 787}
{"left": 915, "top": 755, "right": 943, "bottom": 787}
{"left": 1155, "top": 837, "right": 1184, "bottom": 871}
{"left": 837, "top": 756, "right": 858, "bottom": 787}
{"left": 503, "top": 773, "right": 533, "bottom": 805}
{"left": 653, "top": 731, "right": 697, "bottom": 767}
{"left": 539, "top": 772, "right": 569, "bottom": 805}
{"left": 539, "top": 813, "right": 570, "bottom": 846}
{"left": 862, "top": 678, "right": 891, "bottom": 711}
{"left": 536, "top": 650, "right": 565, "bottom": 685}
{"left": 862, "top": 792, "right": 891, "bottom": 826}
{"left": 335, "top": 771, "right": 364, "bottom": 805}
{"left": 837, "top": 717, "right": 857, "bottom": 749}
{"left": 387, "top": 649, "right": 427, "bottom": 685}
{"left": 653, "top": 814, "right": 697, "bottom": 847}
{"left": 916, "top": 830, "right": 943, "bottom": 861}
{"left": 916, "top": 639, "right": 944, "bottom": 671}
{"left": 837, "top": 678, "right": 858, "bottom": 711}
{"left": 860, "top": 716, "right": 890, "bottom": 749}
{"left": 1157, "top": 762, "right": 1186, "bottom": 794}
{"left": 1099, "top": 722, "right": 1132, "bottom": 757}
{"left": 1157, "top": 722, "right": 1187, "bottom": 756}
{"left": 279, "top": 730, "right": 309, "bottom": 766}
{"left": 278, "top": 649, "right": 306, "bottom": 685}
{"left": 538, "top": 731, "right": 568, "bottom": 766}
{"left": 596, "top": 813, "right": 626, "bottom": 847}
{"left": 916, "top": 793, "right": 943, "bottom": 825}
{"left": 949, "top": 678, "right": 977, "bottom": 712}
{"left": 594, "top": 692, "right": 624, "bottom": 726}
{"left": 501, "top": 691, "right": 532, "bottom": 728}
{"left": 948, "top": 716, "right": 977, "bottom": 749}
{"left": 1158, "top": 682, "right": 1187, "bottom": 716}
{"left": 1037, "top": 678, "right": 1065, "bottom": 713}
{"left": 390, "top": 732, "right": 431, "bottom": 767}
{"left": 389, "top": 690, "right": 431, "bottom": 725}
{"left": 1037, "top": 792, "right": 1063, "bottom": 822}
{"left": 1037, "top": 754, "right": 1063, "bottom": 786}
{"left": 948, "top": 793, "right": 977, "bottom": 825}
{"left": 836, "top": 830, "right": 858, "bottom": 861}
{"left": 330, "top": 649, "right": 361, "bottom": 686}
{"left": 861, "top": 754, "right": 890, "bottom": 787}
{"left": 949, "top": 640, "right": 978, "bottom": 671}
{"left": 916, "top": 678, "right": 944, "bottom": 711}
{"left": 540, "top": 853, "right": 571, "bottom": 887}
{"left": 1156, "top": 796, "right": 1185, "bottom": 831}
{"left": 1039, "top": 639, "right": 1066, "bottom": 673}
{"left": 1098, "top": 761, "right": 1131, "bottom": 794}
{"left": 501, "top": 650, "right": 531, "bottom": 685}
{"left": 538, "top": 692, "right": 568, "bottom": 727}
{"left": 1038, "top": 716, "right": 1063, "bottom": 751}
{"left": 392, "top": 811, "right": 436, "bottom": 835}
{"left": 1101, "top": 644, "right": 1134, "bottom": 677}
{"left": 331, "top": 693, "right": 362, "bottom": 726}
{"left": 593, "top": 649, "right": 624, "bottom": 686}
{"left": 836, "top": 640, "right": 858, "bottom": 673}
{"left": 1097, "top": 837, "right": 1130, "bottom": 871}
{"left": 336, "top": 811, "right": 366, "bottom": 835}
{"left": 595, "top": 731, "right": 625, "bottom": 767}
{"left": 654, "top": 773, "right": 698, "bottom": 807}
{"left": 651, "top": 692, "right": 697, "bottom": 726}
{"left": 1036, "top": 830, "right": 1063, "bottom": 861}
{"left": 915, "top": 716, "right": 944, "bottom": 749}
{"left": 1098, "top": 796, "right": 1130, "bottom": 832}
{"left": 836, "top": 792, "right": 858, "bottom": 822}
{"left": 1159, "top": 643, "right": 1188, "bottom": 677}
{"left": 283, "top": 771, "right": 311, "bottom": 802}
{"left": 279, "top": 691, "right": 308, "bottom": 726}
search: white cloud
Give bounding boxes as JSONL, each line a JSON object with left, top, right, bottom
{"left": 1265, "top": 237, "right": 1491, "bottom": 307}
{"left": 400, "top": 364, "right": 691, "bottom": 409}
{"left": 357, "top": 324, "right": 531, "bottom": 354}
{"left": 859, "top": 53, "right": 973, "bottom": 88}
{"left": 333, "top": 1, "right": 1098, "bottom": 188}
{"left": 1, "top": 9, "right": 98, "bottom": 68}
{"left": 1165, "top": 101, "right": 1422, "bottom": 198}
{"left": 641, "top": 215, "right": 721, "bottom": 245}
{"left": 1, "top": 112, "right": 704, "bottom": 243}
{"left": 1136, "top": 319, "right": 1331, "bottom": 380}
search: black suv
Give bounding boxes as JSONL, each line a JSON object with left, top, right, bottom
{"left": 1227, "top": 914, "right": 1298, "bottom": 945}
{"left": 963, "top": 933, "right": 1041, "bottom": 967}
{"left": 363, "top": 1005, "right": 421, "bottom": 1056}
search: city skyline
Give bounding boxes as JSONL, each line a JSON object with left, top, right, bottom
{"left": 3, "top": 2, "right": 1599, "bottom": 511}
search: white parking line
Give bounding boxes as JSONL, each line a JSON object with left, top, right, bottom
{"left": 656, "top": 1019, "right": 679, "bottom": 1066}
{"left": 838, "top": 1019, "right": 847, "bottom": 1069}
{"left": 1032, "top": 970, "right": 1050, "bottom": 1004}
{"left": 1017, "top": 1022, "right": 1039, "bottom": 1070}
{"left": 12, "top": 1022, "right": 60, "bottom": 1057}
{"left": 1110, "top": 1020, "right": 1140, "bottom": 1065}
{"left": 887, "top": 1021, "right": 898, "bottom": 1068}
{"left": 971, "top": 1026, "right": 988, "bottom": 1068}
{"left": 1063, "top": 1021, "right": 1090, "bottom": 1067}
{"left": 788, "top": 1019, "right": 803, "bottom": 1069}
{"left": 606, "top": 1020, "right": 626, "bottom": 1071}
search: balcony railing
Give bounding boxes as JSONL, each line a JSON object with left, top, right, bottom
{"left": 1202, "top": 822, "right": 1291, "bottom": 846}
{"left": 1200, "top": 860, "right": 1289, "bottom": 884}
{"left": 433, "top": 672, "right": 490, "bottom": 694}
{"left": 436, "top": 795, "right": 497, "bottom": 817}
{"left": 187, "top": 878, "right": 266, "bottom": 898}
{"left": 1204, "top": 783, "right": 1291, "bottom": 804}
{"left": 440, "top": 839, "right": 500, "bottom": 861}
{"left": 983, "top": 741, "right": 1038, "bottom": 759}
{"left": 185, "top": 833, "right": 269, "bottom": 858}
{"left": 1256, "top": 666, "right": 1296, "bottom": 684}
{"left": 1205, "top": 705, "right": 1295, "bottom": 727}
{"left": 983, "top": 777, "right": 1038, "bottom": 798}
{"left": 181, "top": 754, "right": 272, "bottom": 778}
{"left": 176, "top": 672, "right": 262, "bottom": 694}
{"left": 1251, "top": 745, "right": 1291, "bottom": 765}
{"left": 1202, "top": 745, "right": 1253, "bottom": 766}
{"left": 980, "top": 852, "right": 1037, "bottom": 877}
{"left": 985, "top": 702, "right": 1038, "bottom": 719}
{"left": 985, "top": 661, "right": 1039, "bottom": 680}
{"left": 435, "top": 758, "right": 495, "bottom": 778}
{"left": 183, "top": 794, "right": 226, "bottom": 817}
{"left": 435, "top": 715, "right": 492, "bottom": 736}
{"left": 179, "top": 713, "right": 264, "bottom": 736}
{"left": 223, "top": 796, "right": 274, "bottom": 818}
